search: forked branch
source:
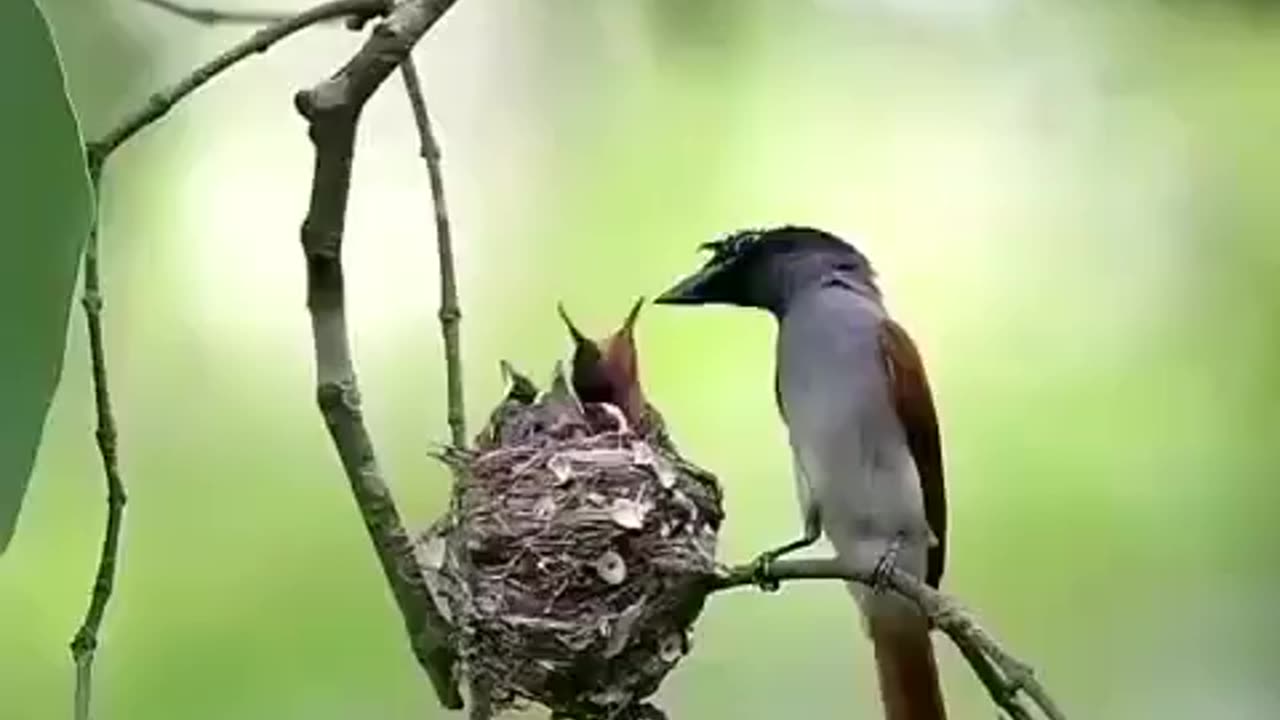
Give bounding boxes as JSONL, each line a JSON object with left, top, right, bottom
{"left": 97, "top": 0, "right": 390, "bottom": 159}
{"left": 293, "top": 0, "right": 464, "bottom": 709}
{"left": 132, "top": 0, "right": 471, "bottom": 709}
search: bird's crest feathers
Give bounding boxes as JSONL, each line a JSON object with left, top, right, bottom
{"left": 698, "top": 228, "right": 767, "bottom": 263}
{"left": 699, "top": 225, "right": 862, "bottom": 260}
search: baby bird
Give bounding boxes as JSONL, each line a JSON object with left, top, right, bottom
{"left": 557, "top": 298, "right": 674, "bottom": 450}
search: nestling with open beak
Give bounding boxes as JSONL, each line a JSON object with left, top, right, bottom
{"left": 557, "top": 297, "right": 674, "bottom": 450}
{"left": 473, "top": 360, "right": 541, "bottom": 451}
{"left": 655, "top": 226, "right": 949, "bottom": 720}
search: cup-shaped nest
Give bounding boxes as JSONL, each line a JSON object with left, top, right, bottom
{"left": 421, "top": 375, "right": 723, "bottom": 718}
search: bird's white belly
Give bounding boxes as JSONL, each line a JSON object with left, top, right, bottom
{"left": 778, "top": 309, "right": 932, "bottom": 579}
{"left": 794, "top": 414, "right": 929, "bottom": 559}
{"left": 773, "top": 277, "right": 940, "bottom": 635}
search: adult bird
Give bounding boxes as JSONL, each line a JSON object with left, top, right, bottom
{"left": 654, "top": 226, "right": 948, "bottom": 720}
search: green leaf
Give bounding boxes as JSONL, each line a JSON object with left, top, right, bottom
{"left": 0, "top": 1, "right": 94, "bottom": 554}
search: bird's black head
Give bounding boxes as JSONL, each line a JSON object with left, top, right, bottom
{"left": 653, "top": 225, "right": 875, "bottom": 315}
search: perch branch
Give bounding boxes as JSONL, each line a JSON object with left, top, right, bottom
{"left": 94, "top": 0, "right": 390, "bottom": 161}
{"left": 398, "top": 56, "right": 467, "bottom": 448}
{"left": 293, "top": 0, "right": 463, "bottom": 709}
{"left": 69, "top": 156, "right": 129, "bottom": 720}
{"left": 709, "top": 558, "right": 1066, "bottom": 720}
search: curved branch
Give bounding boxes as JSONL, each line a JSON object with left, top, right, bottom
{"left": 94, "top": 0, "right": 390, "bottom": 161}
{"left": 293, "top": 0, "right": 464, "bottom": 709}
{"left": 709, "top": 558, "right": 1066, "bottom": 720}
{"left": 398, "top": 57, "right": 466, "bottom": 448}
{"left": 138, "top": 0, "right": 300, "bottom": 24}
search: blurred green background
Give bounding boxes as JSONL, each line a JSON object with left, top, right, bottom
{"left": 4, "top": 0, "right": 1279, "bottom": 717}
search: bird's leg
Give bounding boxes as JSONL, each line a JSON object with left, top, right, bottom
{"left": 871, "top": 533, "right": 905, "bottom": 593}
{"left": 750, "top": 509, "right": 822, "bottom": 592}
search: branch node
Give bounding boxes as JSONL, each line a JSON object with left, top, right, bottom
{"left": 80, "top": 292, "right": 103, "bottom": 315}
{"left": 84, "top": 144, "right": 106, "bottom": 178}
{"left": 69, "top": 631, "right": 96, "bottom": 656}
{"left": 296, "top": 82, "right": 357, "bottom": 121}
{"left": 317, "top": 378, "right": 358, "bottom": 408}
{"left": 106, "top": 485, "right": 128, "bottom": 508}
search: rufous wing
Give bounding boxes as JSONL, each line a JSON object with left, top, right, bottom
{"left": 878, "top": 318, "right": 947, "bottom": 588}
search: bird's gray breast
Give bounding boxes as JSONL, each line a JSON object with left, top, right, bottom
{"left": 775, "top": 286, "right": 931, "bottom": 563}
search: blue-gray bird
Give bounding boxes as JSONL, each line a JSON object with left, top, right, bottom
{"left": 654, "top": 226, "right": 948, "bottom": 720}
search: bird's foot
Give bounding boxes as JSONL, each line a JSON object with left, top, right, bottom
{"left": 871, "top": 535, "right": 905, "bottom": 593}
{"left": 748, "top": 551, "right": 782, "bottom": 593}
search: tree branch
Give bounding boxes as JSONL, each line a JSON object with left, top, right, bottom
{"left": 95, "top": 0, "right": 390, "bottom": 161}
{"left": 114, "top": 0, "right": 471, "bottom": 708}
{"left": 138, "top": 0, "right": 300, "bottom": 25}
{"left": 293, "top": 0, "right": 463, "bottom": 709}
{"left": 398, "top": 57, "right": 466, "bottom": 448}
{"left": 67, "top": 3, "right": 392, "bottom": 716}
{"left": 68, "top": 154, "right": 129, "bottom": 720}
{"left": 709, "top": 558, "right": 1067, "bottom": 720}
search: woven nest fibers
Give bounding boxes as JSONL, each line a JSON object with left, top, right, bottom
{"left": 420, "top": 385, "right": 724, "bottom": 719}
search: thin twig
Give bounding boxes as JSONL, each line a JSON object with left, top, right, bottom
{"left": 96, "top": 0, "right": 390, "bottom": 160}
{"left": 709, "top": 558, "right": 1067, "bottom": 720}
{"left": 69, "top": 153, "right": 129, "bottom": 720}
{"left": 398, "top": 55, "right": 482, "bottom": 715}
{"left": 66, "top": 3, "right": 387, "bottom": 717}
{"left": 138, "top": 0, "right": 298, "bottom": 24}
{"left": 293, "top": 0, "right": 464, "bottom": 709}
{"left": 113, "top": 0, "right": 468, "bottom": 708}
{"left": 398, "top": 57, "right": 467, "bottom": 447}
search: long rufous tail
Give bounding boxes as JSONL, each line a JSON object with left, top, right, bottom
{"left": 865, "top": 595, "right": 947, "bottom": 720}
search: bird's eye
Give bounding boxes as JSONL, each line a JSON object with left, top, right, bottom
{"left": 832, "top": 261, "right": 860, "bottom": 273}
